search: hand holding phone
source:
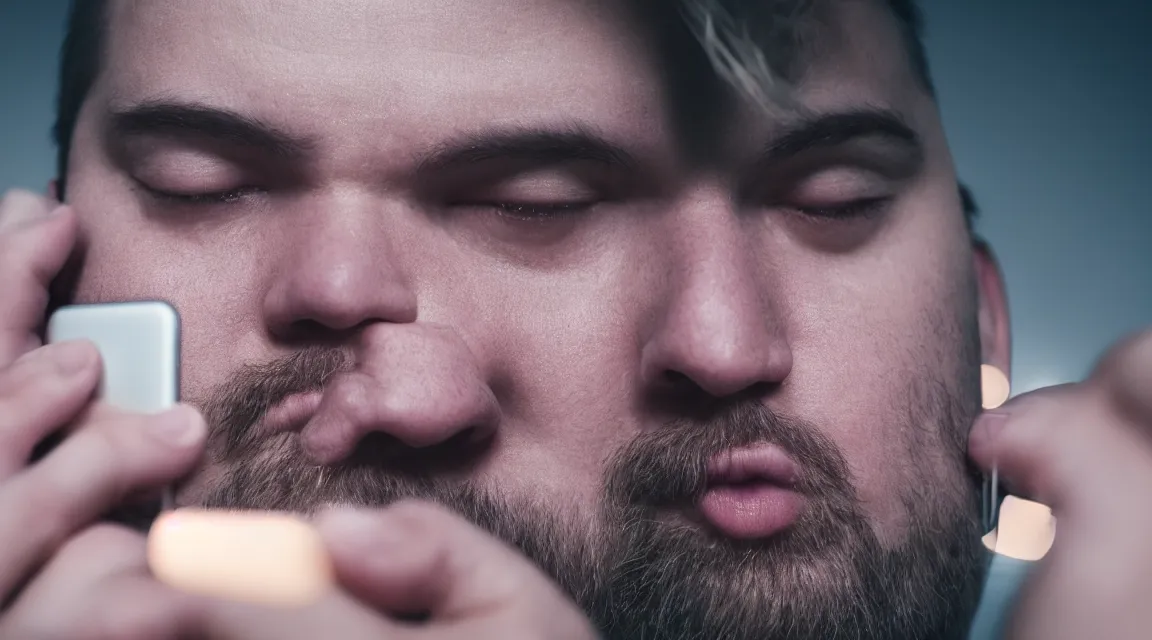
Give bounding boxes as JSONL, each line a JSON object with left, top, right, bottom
{"left": 48, "top": 304, "right": 333, "bottom": 608}
{"left": 47, "top": 301, "right": 180, "bottom": 415}
{"left": 48, "top": 301, "right": 182, "bottom": 522}
{"left": 0, "top": 190, "right": 207, "bottom": 637}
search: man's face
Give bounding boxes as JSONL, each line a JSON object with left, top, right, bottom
{"left": 63, "top": 0, "right": 989, "bottom": 637}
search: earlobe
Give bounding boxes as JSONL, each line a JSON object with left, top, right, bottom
{"left": 972, "top": 239, "right": 1012, "bottom": 376}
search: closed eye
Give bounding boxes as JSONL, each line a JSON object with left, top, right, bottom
{"left": 136, "top": 182, "right": 258, "bottom": 205}
{"left": 482, "top": 200, "right": 597, "bottom": 220}
{"left": 792, "top": 196, "right": 891, "bottom": 219}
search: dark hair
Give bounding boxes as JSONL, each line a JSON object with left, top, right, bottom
{"left": 959, "top": 182, "right": 980, "bottom": 234}
{"left": 52, "top": 1, "right": 953, "bottom": 216}
{"left": 885, "top": 0, "right": 934, "bottom": 94}
{"left": 53, "top": 0, "right": 106, "bottom": 196}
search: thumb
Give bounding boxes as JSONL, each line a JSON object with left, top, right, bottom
{"left": 314, "top": 500, "right": 552, "bottom": 620}
{"left": 968, "top": 385, "right": 1152, "bottom": 521}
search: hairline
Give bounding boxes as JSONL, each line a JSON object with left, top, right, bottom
{"left": 52, "top": 1, "right": 941, "bottom": 198}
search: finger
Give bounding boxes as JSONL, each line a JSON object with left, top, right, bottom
{"left": 968, "top": 384, "right": 1152, "bottom": 516}
{"left": 0, "top": 405, "right": 206, "bottom": 597}
{"left": 1, "top": 524, "right": 201, "bottom": 640}
{"left": 0, "top": 194, "right": 76, "bottom": 367}
{"left": 1092, "top": 329, "right": 1152, "bottom": 426}
{"left": 0, "top": 340, "right": 102, "bottom": 478}
{"left": 316, "top": 501, "right": 571, "bottom": 621}
{"left": 196, "top": 591, "right": 397, "bottom": 640}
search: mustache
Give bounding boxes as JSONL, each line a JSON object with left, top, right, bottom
{"left": 199, "top": 347, "right": 353, "bottom": 459}
{"left": 607, "top": 402, "right": 857, "bottom": 509}
{"left": 196, "top": 347, "right": 860, "bottom": 521}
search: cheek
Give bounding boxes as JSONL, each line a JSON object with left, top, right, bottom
{"left": 785, "top": 238, "right": 975, "bottom": 542}
{"left": 434, "top": 242, "right": 656, "bottom": 511}
{"left": 69, "top": 204, "right": 269, "bottom": 404}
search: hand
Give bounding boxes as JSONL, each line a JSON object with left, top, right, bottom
{"left": 196, "top": 501, "right": 598, "bottom": 640}
{"left": 969, "top": 330, "right": 1152, "bottom": 640}
{"left": 0, "top": 189, "right": 209, "bottom": 638}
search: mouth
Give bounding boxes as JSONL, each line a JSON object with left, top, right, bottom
{"left": 698, "top": 444, "right": 805, "bottom": 540}
{"left": 260, "top": 391, "right": 324, "bottom": 437}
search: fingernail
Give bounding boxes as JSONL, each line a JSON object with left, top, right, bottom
{"left": 973, "top": 411, "right": 1010, "bottom": 450}
{"left": 150, "top": 406, "right": 205, "bottom": 447}
{"left": 51, "top": 340, "right": 95, "bottom": 375}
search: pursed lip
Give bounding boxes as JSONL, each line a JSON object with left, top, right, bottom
{"left": 698, "top": 444, "right": 805, "bottom": 539}
{"left": 259, "top": 391, "right": 324, "bottom": 437}
{"left": 706, "top": 444, "right": 800, "bottom": 488}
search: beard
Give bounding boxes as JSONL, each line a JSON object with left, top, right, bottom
{"left": 191, "top": 347, "right": 988, "bottom": 640}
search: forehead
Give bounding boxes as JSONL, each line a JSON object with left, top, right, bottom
{"left": 90, "top": 0, "right": 934, "bottom": 170}
{"left": 98, "top": 0, "right": 667, "bottom": 143}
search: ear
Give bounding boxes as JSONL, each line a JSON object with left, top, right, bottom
{"left": 972, "top": 238, "right": 1011, "bottom": 377}
{"left": 47, "top": 180, "right": 60, "bottom": 202}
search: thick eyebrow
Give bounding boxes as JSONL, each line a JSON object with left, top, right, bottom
{"left": 416, "top": 126, "right": 639, "bottom": 176}
{"left": 107, "top": 101, "right": 314, "bottom": 158}
{"left": 757, "top": 108, "right": 922, "bottom": 165}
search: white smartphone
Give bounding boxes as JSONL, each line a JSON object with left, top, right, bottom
{"left": 46, "top": 301, "right": 182, "bottom": 522}
{"left": 46, "top": 301, "right": 181, "bottom": 414}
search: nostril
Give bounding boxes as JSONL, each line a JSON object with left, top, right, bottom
{"left": 461, "top": 424, "right": 492, "bottom": 445}
{"left": 661, "top": 370, "right": 695, "bottom": 388}
{"left": 344, "top": 428, "right": 492, "bottom": 475}
{"left": 276, "top": 319, "right": 371, "bottom": 345}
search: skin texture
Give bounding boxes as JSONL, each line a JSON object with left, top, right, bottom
{"left": 43, "top": 0, "right": 1011, "bottom": 637}
{"left": 5, "top": 1, "right": 1152, "bottom": 638}
{"left": 68, "top": 0, "right": 995, "bottom": 534}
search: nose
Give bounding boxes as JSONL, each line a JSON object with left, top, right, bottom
{"left": 640, "top": 197, "right": 792, "bottom": 400}
{"left": 262, "top": 197, "right": 497, "bottom": 464}
{"left": 300, "top": 323, "right": 501, "bottom": 465}
{"left": 262, "top": 199, "right": 418, "bottom": 337}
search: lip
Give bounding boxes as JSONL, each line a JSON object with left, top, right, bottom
{"left": 260, "top": 391, "right": 323, "bottom": 436}
{"left": 699, "top": 444, "right": 804, "bottom": 539}
{"left": 707, "top": 444, "right": 800, "bottom": 486}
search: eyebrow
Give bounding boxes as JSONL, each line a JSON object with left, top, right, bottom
{"left": 107, "top": 101, "right": 315, "bottom": 157}
{"left": 416, "top": 126, "right": 639, "bottom": 176}
{"left": 756, "top": 108, "right": 922, "bottom": 165}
